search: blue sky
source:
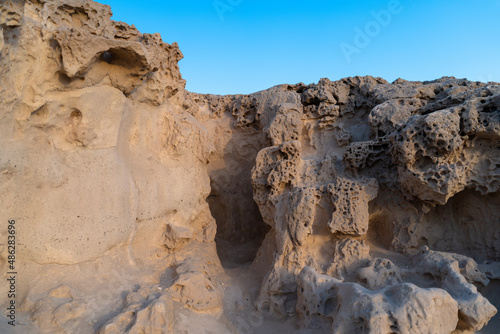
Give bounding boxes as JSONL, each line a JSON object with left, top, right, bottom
{"left": 95, "top": 0, "right": 500, "bottom": 95}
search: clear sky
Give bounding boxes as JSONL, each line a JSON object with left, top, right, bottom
{"left": 95, "top": 0, "right": 500, "bottom": 95}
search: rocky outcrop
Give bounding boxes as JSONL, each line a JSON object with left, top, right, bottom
{"left": 296, "top": 266, "right": 460, "bottom": 333}
{"left": 1, "top": 1, "right": 219, "bottom": 333}
{"left": 192, "top": 76, "right": 499, "bottom": 332}
{"left": 1, "top": 1, "right": 499, "bottom": 333}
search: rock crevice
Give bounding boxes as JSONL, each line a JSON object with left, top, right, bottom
{"left": 1, "top": 1, "right": 499, "bottom": 333}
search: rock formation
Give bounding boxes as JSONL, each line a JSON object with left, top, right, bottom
{"left": 0, "top": 1, "right": 499, "bottom": 333}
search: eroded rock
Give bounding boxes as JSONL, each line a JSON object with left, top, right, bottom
{"left": 1, "top": 1, "right": 499, "bottom": 333}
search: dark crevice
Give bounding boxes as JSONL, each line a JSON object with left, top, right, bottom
{"left": 207, "top": 130, "right": 270, "bottom": 269}
{"left": 208, "top": 185, "right": 269, "bottom": 269}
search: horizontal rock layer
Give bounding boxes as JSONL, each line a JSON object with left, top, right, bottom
{"left": 0, "top": 1, "right": 499, "bottom": 333}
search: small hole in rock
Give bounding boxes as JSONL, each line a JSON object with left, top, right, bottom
{"left": 102, "top": 51, "right": 113, "bottom": 64}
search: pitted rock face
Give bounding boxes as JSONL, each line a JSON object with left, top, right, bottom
{"left": 327, "top": 177, "right": 378, "bottom": 236}
{"left": 1, "top": 1, "right": 499, "bottom": 333}
{"left": 0, "top": 0, "right": 184, "bottom": 111}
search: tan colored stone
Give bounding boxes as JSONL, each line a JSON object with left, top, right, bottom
{"left": 1, "top": 1, "right": 499, "bottom": 333}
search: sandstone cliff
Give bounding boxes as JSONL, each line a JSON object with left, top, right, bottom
{"left": 0, "top": 1, "right": 499, "bottom": 333}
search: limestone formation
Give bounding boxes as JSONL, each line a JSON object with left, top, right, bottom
{"left": 0, "top": 1, "right": 499, "bottom": 333}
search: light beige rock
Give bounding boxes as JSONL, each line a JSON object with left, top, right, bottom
{"left": 413, "top": 247, "right": 496, "bottom": 331}
{"left": 0, "top": 1, "right": 499, "bottom": 333}
{"left": 297, "top": 266, "right": 460, "bottom": 334}
{"left": 327, "top": 177, "right": 378, "bottom": 236}
{"left": 358, "top": 258, "right": 403, "bottom": 289}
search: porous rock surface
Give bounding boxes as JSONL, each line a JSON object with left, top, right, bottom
{"left": 0, "top": 1, "right": 499, "bottom": 333}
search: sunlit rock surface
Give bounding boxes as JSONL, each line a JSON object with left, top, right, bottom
{"left": 0, "top": 1, "right": 499, "bottom": 333}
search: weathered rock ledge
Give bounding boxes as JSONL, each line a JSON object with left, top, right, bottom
{"left": 1, "top": 1, "right": 499, "bottom": 333}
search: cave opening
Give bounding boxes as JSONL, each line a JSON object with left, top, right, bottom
{"left": 206, "top": 129, "right": 271, "bottom": 269}
{"left": 207, "top": 180, "right": 270, "bottom": 269}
